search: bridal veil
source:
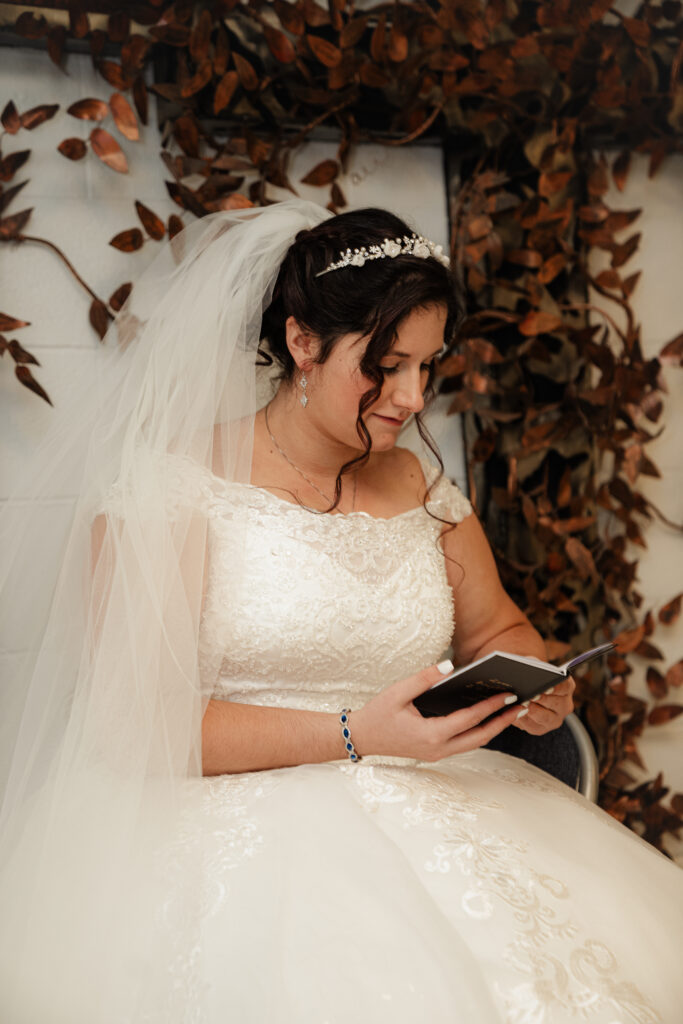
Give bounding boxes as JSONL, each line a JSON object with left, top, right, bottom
{"left": 0, "top": 200, "right": 330, "bottom": 1021}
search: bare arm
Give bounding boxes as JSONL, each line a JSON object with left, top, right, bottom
{"left": 443, "top": 510, "right": 574, "bottom": 734}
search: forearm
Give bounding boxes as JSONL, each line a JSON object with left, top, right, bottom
{"left": 201, "top": 698, "right": 347, "bottom": 775}
{"left": 469, "top": 620, "right": 547, "bottom": 663}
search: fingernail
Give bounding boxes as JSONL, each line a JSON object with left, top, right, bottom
{"left": 521, "top": 700, "right": 530, "bottom": 708}
{"left": 437, "top": 659, "right": 454, "bottom": 675}
{"left": 516, "top": 708, "right": 529, "bottom": 719}
{"left": 544, "top": 686, "right": 555, "bottom": 695}
{"left": 503, "top": 695, "right": 517, "bottom": 705}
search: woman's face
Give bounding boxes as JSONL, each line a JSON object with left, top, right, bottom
{"left": 304, "top": 303, "right": 447, "bottom": 454}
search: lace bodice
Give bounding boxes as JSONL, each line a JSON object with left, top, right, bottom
{"left": 196, "top": 463, "right": 472, "bottom": 712}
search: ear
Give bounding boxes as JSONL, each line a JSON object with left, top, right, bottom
{"left": 285, "top": 316, "right": 319, "bottom": 371}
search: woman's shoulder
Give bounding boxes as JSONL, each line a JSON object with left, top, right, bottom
{"left": 386, "top": 447, "right": 473, "bottom": 524}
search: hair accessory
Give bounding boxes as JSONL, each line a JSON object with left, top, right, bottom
{"left": 316, "top": 234, "right": 450, "bottom": 277}
{"left": 340, "top": 709, "right": 362, "bottom": 762}
{"left": 299, "top": 371, "right": 308, "bottom": 407}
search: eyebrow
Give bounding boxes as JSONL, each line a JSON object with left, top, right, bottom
{"left": 386, "top": 347, "right": 443, "bottom": 359}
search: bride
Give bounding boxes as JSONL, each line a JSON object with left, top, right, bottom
{"left": 1, "top": 200, "right": 681, "bottom": 1023}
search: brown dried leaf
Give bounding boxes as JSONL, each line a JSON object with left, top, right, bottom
{"left": 174, "top": 115, "right": 200, "bottom": 158}
{"left": 1, "top": 101, "right": 20, "bottom": 134}
{"left": 181, "top": 58, "right": 213, "bottom": 98}
{"left": 659, "top": 332, "right": 683, "bottom": 366}
{"left": 275, "top": 0, "right": 305, "bottom": 35}
{"left": 190, "top": 9, "right": 212, "bottom": 62}
{"left": 614, "top": 624, "right": 647, "bottom": 654}
{"left": 0, "top": 207, "right": 32, "bottom": 239}
{"left": 610, "top": 233, "right": 640, "bottom": 269}
{"left": 214, "top": 71, "right": 239, "bottom": 113}
{"left": 89, "top": 298, "right": 110, "bottom": 340}
{"left": 69, "top": 4, "right": 89, "bottom": 39}
{"left": 301, "top": 159, "right": 338, "bottom": 186}
{"left": 14, "top": 12, "right": 47, "bottom": 40}
{"left": 648, "top": 704, "right": 683, "bottom": 726}
{"left": 132, "top": 77, "right": 148, "bottom": 126}
{"left": 168, "top": 214, "right": 184, "bottom": 239}
{"left": 90, "top": 128, "right": 128, "bottom": 173}
{"left": 98, "top": 60, "right": 132, "bottom": 90}
{"left": 647, "top": 667, "right": 668, "bottom": 699}
{"left": 135, "top": 201, "right": 165, "bottom": 240}
{"left": 0, "top": 313, "right": 30, "bottom": 331}
{"left": 214, "top": 25, "right": 231, "bottom": 76}
{"left": 0, "top": 180, "right": 28, "bottom": 214}
{"left": 20, "top": 103, "right": 59, "bottom": 131}
{"left": 303, "top": 0, "right": 330, "bottom": 27}
{"left": 108, "top": 10, "right": 130, "bottom": 44}
{"left": 68, "top": 98, "right": 109, "bottom": 121}
{"left": 0, "top": 151, "right": 30, "bottom": 182}
{"left": 109, "top": 282, "right": 132, "bottom": 311}
{"left": 341, "top": 16, "right": 368, "bottom": 48}
{"left": 622, "top": 16, "right": 650, "bottom": 48}
{"left": 110, "top": 93, "right": 139, "bottom": 141}
{"left": 15, "top": 365, "right": 52, "bottom": 405}
{"left": 165, "top": 181, "right": 207, "bottom": 218}
{"left": 467, "top": 337, "right": 503, "bottom": 363}
{"left": 538, "top": 253, "right": 566, "bottom": 284}
{"left": 233, "top": 53, "right": 258, "bottom": 91}
{"left": 59, "top": 136, "right": 88, "bottom": 163}
{"left": 264, "top": 25, "right": 296, "bottom": 64}
{"left": 307, "top": 34, "right": 342, "bottom": 68}
{"left": 217, "top": 194, "right": 254, "bottom": 210}
{"left": 622, "top": 271, "right": 641, "bottom": 299}
{"left": 506, "top": 248, "right": 542, "bottom": 268}
{"left": 518, "top": 311, "right": 564, "bottom": 336}
{"left": 565, "top": 537, "right": 598, "bottom": 581}
{"left": 595, "top": 269, "right": 621, "bottom": 290}
{"left": 666, "top": 660, "right": 683, "bottom": 688}
{"left": 109, "top": 228, "right": 144, "bottom": 252}
{"left": 659, "top": 594, "right": 682, "bottom": 626}
{"left": 3, "top": 338, "right": 39, "bottom": 365}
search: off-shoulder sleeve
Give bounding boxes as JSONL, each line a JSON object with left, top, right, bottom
{"left": 420, "top": 459, "right": 473, "bottom": 524}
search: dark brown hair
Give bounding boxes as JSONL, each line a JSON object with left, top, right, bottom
{"left": 259, "top": 207, "right": 463, "bottom": 515}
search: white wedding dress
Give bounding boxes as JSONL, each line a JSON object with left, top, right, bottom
{"left": 139, "top": 459, "right": 683, "bottom": 1024}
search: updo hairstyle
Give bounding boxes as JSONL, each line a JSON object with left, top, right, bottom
{"left": 259, "top": 208, "right": 463, "bottom": 513}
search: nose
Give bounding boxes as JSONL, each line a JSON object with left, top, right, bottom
{"left": 391, "top": 370, "right": 425, "bottom": 415}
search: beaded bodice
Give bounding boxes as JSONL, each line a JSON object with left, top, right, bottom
{"left": 197, "top": 463, "right": 472, "bottom": 712}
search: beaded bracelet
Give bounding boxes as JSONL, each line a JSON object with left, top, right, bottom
{"left": 340, "top": 709, "right": 361, "bottom": 763}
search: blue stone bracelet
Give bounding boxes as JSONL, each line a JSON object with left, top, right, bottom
{"left": 340, "top": 709, "right": 361, "bottom": 763}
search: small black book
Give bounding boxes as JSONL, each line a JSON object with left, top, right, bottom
{"left": 413, "top": 641, "right": 616, "bottom": 718}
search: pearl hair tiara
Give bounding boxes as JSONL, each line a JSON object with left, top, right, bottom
{"left": 315, "top": 234, "right": 451, "bottom": 277}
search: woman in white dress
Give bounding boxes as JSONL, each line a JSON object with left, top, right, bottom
{"left": 0, "top": 200, "right": 681, "bottom": 1024}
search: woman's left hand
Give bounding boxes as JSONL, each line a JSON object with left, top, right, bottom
{"left": 512, "top": 676, "right": 576, "bottom": 735}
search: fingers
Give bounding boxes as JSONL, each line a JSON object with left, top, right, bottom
{"left": 438, "top": 690, "right": 518, "bottom": 738}
{"left": 442, "top": 702, "right": 522, "bottom": 756}
{"left": 395, "top": 659, "right": 455, "bottom": 704}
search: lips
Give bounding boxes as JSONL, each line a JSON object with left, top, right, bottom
{"left": 374, "top": 414, "right": 405, "bottom": 425}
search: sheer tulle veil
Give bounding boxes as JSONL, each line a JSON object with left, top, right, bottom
{"left": 0, "top": 199, "right": 330, "bottom": 1021}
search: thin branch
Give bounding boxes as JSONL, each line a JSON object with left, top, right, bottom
{"left": 14, "top": 234, "right": 112, "bottom": 317}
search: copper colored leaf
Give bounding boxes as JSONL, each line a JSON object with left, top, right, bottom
{"left": 165, "top": 181, "right": 207, "bottom": 218}
{"left": 20, "top": 104, "right": 59, "bottom": 130}
{"left": 330, "top": 181, "right": 346, "bottom": 209}
{"left": 108, "top": 10, "right": 130, "bottom": 44}
{"left": 69, "top": 4, "right": 89, "bottom": 39}
{"left": 622, "top": 271, "right": 641, "bottom": 298}
{"left": 275, "top": 0, "right": 305, "bottom": 35}
{"left": 174, "top": 115, "right": 200, "bottom": 158}
{"left": 303, "top": 0, "right": 330, "bottom": 27}
{"left": 3, "top": 338, "right": 38, "bottom": 365}
{"left": 538, "top": 253, "right": 566, "bottom": 284}
{"left": 98, "top": 60, "right": 131, "bottom": 90}
{"left": 307, "top": 35, "right": 342, "bottom": 67}
{"left": 635, "top": 640, "right": 664, "bottom": 660}
{"left": 217, "top": 194, "right": 254, "bottom": 210}
{"left": 595, "top": 269, "right": 621, "bottom": 290}
{"left": 666, "top": 661, "right": 683, "bottom": 688}
{"left": 14, "top": 12, "right": 47, "bottom": 39}
{"left": 109, "top": 228, "right": 144, "bottom": 252}
{"left": 370, "top": 13, "right": 387, "bottom": 62}
{"left": 15, "top": 365, "right": 52, "bottom": 405}
{"left": 0, "top": 207, "right": 32, "bottom": 239}
{"left": 622, "top": 16, "right": 650, "bottom": 47}
{"left": 58, "top": 138, "right": 87, "bottom": 161}
{"left": 659, "top": 332, "right": 683, "bottom": 366}
{"left": 611, "top": 233, "right": 641, "bottom": 269}
{"left": 647, "top": 667, "right": 668, "bottom": 699}
{"left": 507, "top": 248, "right": 542, "bottom": 268}
{"left": 89, "top": 298, "right": 110, "bottom": 340}
{"left": 132, "top": 77, "right": 148, "bottom": 126}
{"left": 214, "top": 25, "right": 231, "bottom": 75}
{"left": 0, "top": 180, "right": 28, "bottom": 214}
{"left": 659, "top": 594, "right": 682, "bottom": 626}
{"left": 122, "top": 36, "right": 150, "bottom": 73}
{"left": 190, "top": 9, "right": 212, "bottom": 62}
{"left": 565, "top": 537, "right": 597, "bottom": 580}
{"left": 0, "top": 151, "right": 30, "bottom": 182}
{"left": 648, "top": 704, "right": 683, "bottom": 726}
{"left": 0, "top": 313, "right": 30, "bottom": 331}
{"left": 614, "top": 624, "right": 647, "bottom": 654}
{"left": 264, "top": 25, "right": 296, "bottom": 63}
{"left": 301, "top": 159, "right": 338, "bottom": 186}
{"left": 181, "top": 58, "right": 213, "bottom": 98}
{"left": 168, "top": 214, "right": 184, "bottom": 239}
{"left": 233, "top": 53, "right": 258, "bottom": 91}
{"left": 467, "top": 337, "right": 503, "bottom": 363}
{"left": 341, "top": 16, "right": 368, "bottom": 48}
{"left": 110, "top": 93, "right": 139, "bottom": 141}
{"left": 109, "top": 282, "right": 132, "bottom": 311}
{"left": 612, "top": 150, "right": 631, "bottom": 192}
{"left": 135, "top": 201, "right": 165, "bottom": 240}
{"left": 359, "top": 62, "right": 390, "bottom": 88}
{"left": 1, "top": 101, "right": 20, "bottom": 134}
{"left": 67, "top": 98, "right": 109, "bottom": 122}
{"left": 214, "top": 71, "right": 239, "bottom": 114}
{"left": 90, "top": 128, "right": 128, "bottom": 173}
{"left": 518, "top": 311, "right": 564, "bottom": 336}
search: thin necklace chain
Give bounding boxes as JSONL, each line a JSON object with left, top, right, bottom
{"left": 264, "top": 403, "right": 357, "bottom": 514}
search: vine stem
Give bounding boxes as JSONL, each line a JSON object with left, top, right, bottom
{"left": 14, "top": 233, "right": 112, "bottom": 318}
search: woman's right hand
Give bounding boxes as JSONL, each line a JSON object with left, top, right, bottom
{"left": 350, "top": 661, "right": 523, "bottom": 763}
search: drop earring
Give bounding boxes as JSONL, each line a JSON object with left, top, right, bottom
{"left": 299, "top": 372, "right": 308, "bottom": 408}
